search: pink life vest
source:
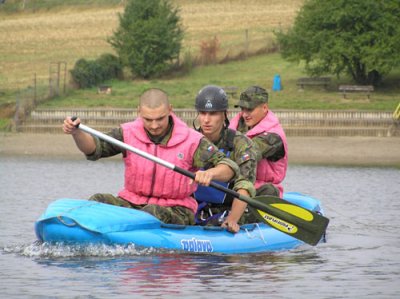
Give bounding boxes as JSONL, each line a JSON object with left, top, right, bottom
{"left": 118, "top": 112, "right": 203, "bottom": 214}
{"left": 229, "top": 110, "right": 288, "bottom": 196}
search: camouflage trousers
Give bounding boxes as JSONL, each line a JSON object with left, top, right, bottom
{"left": 89, "top": 193, "right": 195, "bottom": 225}
{"left": 198, "top": 183, "right": 280, "bottom": 225}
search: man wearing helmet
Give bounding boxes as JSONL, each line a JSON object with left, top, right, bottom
{"left": 229, "top": 86, "right": 287, "bottom": 198}
{"left": 193, "top": 85, "right": 257, "bottom": 233}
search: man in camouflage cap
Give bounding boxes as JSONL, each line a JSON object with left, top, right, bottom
{"left": 193, "top": 85, "right": 257, "bottom": 233}
{"left": 63, "top": 88, "right": 239, "bottom": 226}
{"left": 229, "top": 85, "right": 288, "bottom": 198}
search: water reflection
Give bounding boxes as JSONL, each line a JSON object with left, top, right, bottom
{"left": 1, "top": 156, "right": 399, "bottom": 298}
{"left": 17, "top": 243, "right": 327, "bottom": 297}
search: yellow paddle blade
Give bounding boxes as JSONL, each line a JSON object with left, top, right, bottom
{"left": 246, "top": 196, "right": 330, "bottom": 246}
{"left": 271, "top": 203, "right": 314, "bottom": 222}
{"left": 256, "top": 210, "right": 298, "bottom": 234}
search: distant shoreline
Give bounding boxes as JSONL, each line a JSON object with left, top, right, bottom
{"left": 1, "top": 133, "right": 399, "bottom": 168}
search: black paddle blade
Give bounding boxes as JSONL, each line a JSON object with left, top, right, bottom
{"left": 245, "top": 195, "right": 329, "bottom": 246}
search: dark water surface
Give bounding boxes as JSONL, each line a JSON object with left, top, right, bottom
{"left": 1, "top": 156, "right": 399, "bottom": 298}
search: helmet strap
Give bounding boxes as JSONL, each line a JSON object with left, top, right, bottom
{"left": 193, "top": 114, "right": 201, "bottom": 131}
{"left": 224, "top": 111, "right": 230, "bottom": 128}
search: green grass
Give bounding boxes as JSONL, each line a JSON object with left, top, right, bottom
{"left": 41, "top": 53, "right": 400, "bottom": 111}
{"left": 0, "top": 0, "right": 122, "bottom": 14}
{"left": 0, "top": 117, "right": 11, "bottom": 130}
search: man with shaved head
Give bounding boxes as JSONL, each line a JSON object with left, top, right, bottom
{"left": 63, "top": 88, "right": 238, "bottom": 225}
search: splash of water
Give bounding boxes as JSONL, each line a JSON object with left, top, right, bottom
{"left": 1, "top": 241, "right": 167, "bottom": 258}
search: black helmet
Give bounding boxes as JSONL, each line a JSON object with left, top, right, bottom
{"left": 195, "top": 85, "right": 228, "bottom": 112}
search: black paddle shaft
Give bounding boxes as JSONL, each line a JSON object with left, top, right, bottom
{"left": 174, "top": 166, "right": 240, "bottom": 198}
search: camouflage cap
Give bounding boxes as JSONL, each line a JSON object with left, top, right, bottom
{"left": 234, "top": 86, "right": 269, "bottom": 109}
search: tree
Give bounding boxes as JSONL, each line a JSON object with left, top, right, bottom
{"left": 275, "top": 0, "right": 400, "bottom": 85}
{"left": 108, "top": 0, "right": 184, "bottom": 79}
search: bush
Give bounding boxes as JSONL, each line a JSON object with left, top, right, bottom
{"left": 199, "top": 36, "right": 220, "bottom": 65}
{"left": 97, "top": 53, "right": 124, "bottom": 80}
{"left": 70, "top": 54, "right": 122, "bottom": 89}
{"left": 70, "top": 59, "right": 93, "bottom": 89}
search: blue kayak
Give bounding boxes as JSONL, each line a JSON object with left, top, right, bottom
{"left": 35, "top": 192, "right": 326, "bottom": 254}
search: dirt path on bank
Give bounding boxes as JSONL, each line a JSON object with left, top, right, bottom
{"left": 1, "top": 133, "right": 399, "bottom": 167}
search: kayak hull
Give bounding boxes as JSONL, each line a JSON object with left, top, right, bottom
{"left": 35, "top": 192, "right": 325, "bottom": 254}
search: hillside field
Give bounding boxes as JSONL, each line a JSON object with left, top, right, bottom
{"left": 1, "top": 0, "right": 399, "bottom": 114}
{"left": 0, "top": 0, "right": 303, "bottom": 90}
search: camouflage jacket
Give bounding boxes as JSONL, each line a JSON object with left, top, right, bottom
{"left": 201, "top": 127, "right": 257, "bottom": 198}
{"left": 236, "top": 117, "right": 285, "bottom": 162}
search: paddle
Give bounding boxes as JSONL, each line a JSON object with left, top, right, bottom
{"left": 71, "top": 118, "right": 329, "bottom": 246}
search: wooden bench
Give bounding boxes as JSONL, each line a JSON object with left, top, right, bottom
{"left": 297, "top": 77, "right": 331, "bottom": 89}
{"left": 338, "top": 85, "right": 374, "bottom": 99}
{"left": 223, "top": 86, "right": 238, "bottom": 98}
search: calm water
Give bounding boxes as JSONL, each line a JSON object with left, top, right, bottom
{"left": 1, "top": 156, "right": 399, "bottom": 298}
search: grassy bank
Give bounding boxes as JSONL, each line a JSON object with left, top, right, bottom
{"left": 41, "top": 53, "right": 400, "bottom": 111}
{"left": 1, "top": 0, "right": 399, "bottom": 116}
